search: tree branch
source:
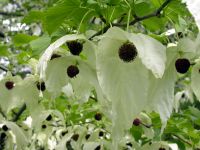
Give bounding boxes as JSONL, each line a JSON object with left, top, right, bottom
{"left": 128, "top": 0, "right": 172, "bottom": 26}
{"left": 0, "top": 11, "right": 23, "bottom": 17}
{"left": 11, "top": 103, "right": 26, "bottom": 122}
{"left": 89, "top": 0, "right": 172, "bottom": 40}
{"left": 173, "top": 134, "right": 200, "bottom": 150}
{"left": 0, "top": 65, "right": 15, "bottom": 76}
{"left": 172, "top": 134, "right": 192, "bottom": 146}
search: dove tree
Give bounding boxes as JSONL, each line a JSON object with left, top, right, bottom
{"left": 1, "top": 0, "right": 200, "bottom": 150}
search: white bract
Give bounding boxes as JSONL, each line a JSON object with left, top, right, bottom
{"left": 96, "top": 27, "right": 168, "bottom": 148}
{"left": 183, "top": 0, "right": 200, "bottom": 31}
{"left": 191, "top": 61, "right": 200, "bottom": 100}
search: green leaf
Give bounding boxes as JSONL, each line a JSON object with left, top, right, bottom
{"left": 22, "top": 10, "right": 44, "bottom": 24}
{"left": 130, "top": 126, "right": 143, "bottom": 142}
{"left": 43, "top": 0, "right": 89, "bottom": 34}
{"left": 0, "top": 44, "right": 10, "bottom": 56}
{"left": 30, "top": 34, "right": 51, "bottom": 56}
{"left": 13, "top": 34, "right": 38, "bottom": 47}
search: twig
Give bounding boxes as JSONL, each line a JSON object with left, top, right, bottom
{"left": 89, "top": 0, "right": 172, "bottom": 40}
{"left": 89, "top": 96, "right": 97, "bottom": 101}
{"left": 0, "top": 65, "right": 15, "bottom": 76}
{"left": 0, "top": 107, "right": 7, "bottom": 119}
{"left": 0, "top": 11, "right": 23, "bottom": 17}
{"left": 88, "top": 25, "right": 110, "bottom": 40}
{"left": 11, "top": 103, "right": 26, "bottom": 122}
{"left": 172, "top": 134, "right": 192, "bottom": 146}
{"left": 172, "top": 134, "right": 200, "bottom": 150}
{"left": 128, "top": 0, "right": 172, "bottom": 26}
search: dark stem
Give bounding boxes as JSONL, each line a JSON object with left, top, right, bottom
{"left": 129, "top": 0, "right": 172, "bottom": 26}
{"left": 0, "top": 107, "right": 7, "bottom": 119}
{"left": 88, "top": 25, "right": 110, "bottom": 40}
{"left": 89, "top": 0, "right": 172, "bottom": 40}
{"left": 172, "top": 134, "right": 200, "bottom": 149}
{"left": 11, "top": 103, "right": 26, "bottom": 122}
{"left": 0, "top": 11, "right": 23, "bottom": 17}
{"left": 0, "top": 65, "right": 15, "bottom": 76}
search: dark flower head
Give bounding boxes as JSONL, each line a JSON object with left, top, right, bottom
{"left": 99, "top": 131, "right": 104, "bottom": 137}
{"left": 95, "top": 145, "right": 101, "bottom": 150}
{"left": 71, "top": 134, "right": 79, "bottom": 141}
{"left": 94, "top": 113, "right": 102, "bottom": 121}
{"left": 133, "top": 118, "right": 141, "bottom": 126}
{"left": 85, "top": 134, "right": 90, "bottom": 140}
{"left": 61, "top": 131, "right": 68, "bottom": 136}
{"left": 46, "top": 115, "right": 52, "bottom": 121}
{"left": 66, "top": 41, "right": 83, "bottom": 55}
{"left": 41, "top": 124, "right": 47, "bottom": 129}
{"left": 5, "top": 81, "right": 14, "bottom": 90}
{"left": 0, "top": 132, "right": 6, "bottom": 139}
{"left": 37, "top": 82, "right": 46, "bottom": 91}
{"left": 126, "top": 142, "right": 132, "bottom": 147}
{"left": 175, "top": 58, "right": 190, "bottom": 74}
{"left": 67, "top": 65, "right": 79, "bottom": 78}
{"left": 2, "top": 125, "right": 8, "bottom": 132}
{"left": 118, "top": 42, "right": 138, "bottom": 62}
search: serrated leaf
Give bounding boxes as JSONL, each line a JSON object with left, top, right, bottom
{"left": 30, "top": 34, "right": 51, "bottom": 56}
{"left": 13, "top": 34, "right": 38, "bottom": 47}
{"left": 22, "top": 10, "right": 44, "bottom": 24}
{"left": 43, "top": 0, "right": 89, "bottom": 34}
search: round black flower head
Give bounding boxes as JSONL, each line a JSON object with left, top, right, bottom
{"left": 71, "top": 134, "right": 79, "bottom": 141}
{"left": 46, "top": 115, "right": 52, "bottom": 121}
{"left": 41, "top": 124, "right": 47, "bottom": 129}
{"left": 175, "top": 58, "right": 190, "bottom": 74}
{"left": 2, "top": 125, "right": 8, "bottom": 132}
{"left": 67, "top": 65, "right": 79, "bottom": 78}
{"left": 94, "top": 113, "right": 102, "bottom": 121}
{"left": 37, "top": 82, "right": 46, "bottom": 91}
{"left": 85, "top": 134, "right": 90, "bottom": 140}
{"left": 133, "top": 118, "right": 141, "bottom": 126}
{"left": 0, "top": 132, "right": 6, "bottom": 139}
{"left": 66, "top": 41, "right": 83, "bottom": 55}
{"left": 5, "top": 81, "right": 14, "bottom": 90}
{"left": 95, "top": 145, "right": 101, "bottom": 150}
{"left": 118, "top": 42, "right": 138, "bottom": 62}
{"left": 99, "top": 131, "right": 104, "bottom": 137}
